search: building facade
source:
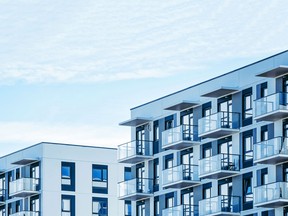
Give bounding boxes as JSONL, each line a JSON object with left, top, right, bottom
{"left": 118, "top": 50, "right": 288, "bottom": 216}
{"left": 0, "top": 142, "right": 127, "bottom": 216}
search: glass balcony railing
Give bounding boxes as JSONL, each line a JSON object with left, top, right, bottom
{"left": 118, "top": 178, "right": 153, "bottom": 201}
{"left": 10, "top": 211, "right": 39, "bottom": 216}
{"left": 254, "top": 92, "right": 288, "bottom": 121}
{"left": 254, "top": 182, "right": 288, "bottom": 207}
{"left": 162, "top": 164, "right": 199, "bottom": 188}
{"left": 199, "top": 153, "right": 240, "bottom": 179}
{"left": 254, "top": 137, "right": 288, "bottom": 164}
{"left": 198, "top": 112, "right": 240, "bottom": 138}
{"left": 9, "top": 178, "right": 39, "bottom": 197}
{"left": 162, "top": 125, "right": 199, "bottom": 150}
{"left": 118, "top": 140, "right": 153, "bottom": 164}
{"left": 199, "top": 195, "right": 240, "bottom": 216}
{"left": 163, "top": 204, "right": 199, "bottom": 216}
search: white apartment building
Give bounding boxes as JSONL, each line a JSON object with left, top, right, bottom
{"left": 0, "top": 142, "right": 128, "bottom": 216}
{"left": 118, "top": 50, "right": 288, "bottom": 216}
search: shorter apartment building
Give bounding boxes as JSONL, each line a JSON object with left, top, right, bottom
{"left": 0, "top": 142, "right": 128, "bottom": 216}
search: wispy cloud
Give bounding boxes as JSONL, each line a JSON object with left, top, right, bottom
{"left": 0, "top": 0, "right": 287, "bottom": 84}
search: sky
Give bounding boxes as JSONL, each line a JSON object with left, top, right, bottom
{"left": 0, "top": 0, "right": 288, "bottom": 156}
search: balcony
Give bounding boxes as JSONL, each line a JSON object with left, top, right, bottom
{"left": 254, "top": 92, "right": 288, "bottom": 121}
{"left": 163, "top": 205, "right": 199, "bottom": 216}
{"left": 254, "top": 137, "right": 288, "bottom": 164}
{"left": 118, "top": 178, "right": 153, "bottom": 201}
{"left": 199, "top": 154, "right": 240, "bottom": 179}
{"left": 118, "top": 140, "right": 153, "bottom": 164}
{"left": 198, "top": 112, "right": 240, "bottom": 139}
{"left": 9, "top": 178, "right": 39, "bottom": 197}
{"left": 254, "top": 182, "right": 288, "bottom": 208}
{"left": 162, "top": 125, "right": 200, "bottom": 150}
{"left": 10, "top": 212, "right": 39, "bottom": 216}
{"left": 162, "top": 164, "right": 200, "bottom": 189}
{"left": 199, "top": 195, "right": 240, "bottom": 216}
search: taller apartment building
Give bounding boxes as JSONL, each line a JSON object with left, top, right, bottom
{"left": 118, "top": 50, "right": 288, "bottom": 216}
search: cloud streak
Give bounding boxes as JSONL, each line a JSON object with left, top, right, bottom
{"left": 0, "top": 0, "right": 287, "bottom": 84}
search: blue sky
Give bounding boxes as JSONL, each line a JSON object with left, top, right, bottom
{"left": 0, "top": 0, "right": 288, "bottom": 156}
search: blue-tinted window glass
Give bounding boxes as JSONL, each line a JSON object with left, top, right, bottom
{"left": 93, "top": 169, "right": 102, "bottom": 181}
{"left": 62, "top": 166, "right": 70, "bottom": 178}
{"left": 93, "top": 198, "right": 108, "bottom": 216}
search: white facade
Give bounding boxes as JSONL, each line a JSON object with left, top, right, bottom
{"left": 0, "top": 142, "right": 127, "bottom": 216}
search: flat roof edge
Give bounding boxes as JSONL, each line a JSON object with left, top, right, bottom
{"left": 131, "top": 49, "right": 288, "bottom": 110}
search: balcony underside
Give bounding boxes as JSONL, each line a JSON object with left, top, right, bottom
{"left": 199, "top": 170, "right": 240, "bottom": 179}
{"left": 118, "top": 193, "right": 153, "bottom": 201}
{"left": 10, "top": 191, "right": 39, "bottom": 198}
{"left": 199, "top": 129, "right": 239, "bottom": 139}
{"left": 204, "top": 212, "right": 240, "bottom": 216}
{"left": 255, "top": 199, "right": 288, "bottom": 208}
{"left": 255, "top": 154, "right": 288, "bottom": 165}
{"left": 163, "top": 140, "right": 200, "bottom": 150}
{"left": 118, "top": 155, "right": 153, "bottom": 164}
{"left": 163, "top": 180, "right": 200, "bottom": 189}
{"left": 255, "top": 110, "right": 288, "bottom": 122}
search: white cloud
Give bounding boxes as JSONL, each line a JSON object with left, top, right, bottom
{"left": 0, "top": 0, "right": 287, "bottom": 84}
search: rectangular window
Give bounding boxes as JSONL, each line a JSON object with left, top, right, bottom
{"left": 203, "top": 183, "right": 212, "bottom": 199}
{"left": 61, "top": 162, "right": 75, "bottom": 191}
{"left": 92, "top": 197, "right": 108, "bottom": 216}
{"left": 30, "top": 195, "right": 40, "bottom": 212}
{"left": 92, "top": 165, "right": 108, "bottom": 194}
{"left": 62, "top": 195, "right": 75, "bottom": 216}
{"left": 164, "top": 154, "right": 173, "bottom": 169}
{"left": 153, "top": 159, "right": 159, "bottom": 192}
{"left": 124, "top": 167, "right": 132, "bottom": 181}
{"left": 153, "top": 121, "right": 159, "bottom": 154}
{"left": 243, "top": 172, "right": 253, "bottom": 210}
{"left": 243, "top": 130, "right": 254, "bottom": 168}
{"left": 125, "top": 201, "right": 131, "bottom": 216}
{"left": 154, "top": 196, "right": 159, "bottom": 216}
{"left": 165, "top": 193, "right": 174, "bottom": 208}
{"left": 136, "top": 200, "right": 145, "bottom": 216}
{"left": 165, "top": 115, "right": 174, "bottom": 130}
{"left": 242, "top": 87, "right": 253, "bottom": 126}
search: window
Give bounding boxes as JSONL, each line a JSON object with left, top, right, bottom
{"left": 165, "top": 116, "right": 174, "bottom": 130}
{"left": 92, "top": 197, "right": 108, "bottom": 216}
{"left": 153, "top": 121, "right": 159, "bottom": 154}
{"left": 243, "top": 130, "right": 254, "bottom": 168}
{"left": 181, "top": 188, "right": 194, "bottom": 211}
{"left": 164, "top": 154, "right": 173, "bottom": 169}
{"left": 125, "top": 201, "right": 131, "bottom": 216}
{"left": 62, "top": 195, "right": 75, "bottom": 216}
{"left": 30, "top": 195, "right": 40, "bottom": 212}
{"left": 92, "top": 165, "right": 108, "bottom": 194}
{"left": 0, "top": 206, "right": 5, "bottom": 216}
{"left": 243, "top": 172, "right": 253, "bottom": 210}
{"left": 153, "top": 159, "right": 159, "bottom": 192}
{"left": 260, "top": 82, "right": 268, "bottom": 98}
{"left": 242, "top": 87, "right": 253, "bottom": 126}
{"left": 154, "top": 197, "right": 159, "bottom": 216}
{"left": 61, "top": 162, "right": 75, "bottom": 191}
{"left": 136, "top": 201, "right": 145, "bottom": 216}
{"left": 165, "top": 193, "right": 174, "bottom": 208}
{"left": 218, "top": 178, "right": 232, "bottom": 196}
{"left": 202, "top": 102, "right": 212, "bottom": 117}
{"left": 203, "top": 183, "right": 212, "bottom": 199}
{"left": 124, "top": 167, "right": 132, "bottom": 181}
{"left": 260, "top": 168, "right": 268, "bottom": 186}
{"left": 202, "top": 143, "right": 212, "bottom": 159}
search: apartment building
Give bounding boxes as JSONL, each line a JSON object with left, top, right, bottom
{"left": 0, "top": 142, "right": 127, "bottom": 216}
{"left": 118, "top": 50, "right": 288, "bottom": 216}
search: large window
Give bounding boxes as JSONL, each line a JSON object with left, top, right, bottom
{"left": 242, "top": 87, "right": 253, "bottom": 126}
{"left": 125, "top": 201, "right": 131, "bottom": 216}
{"left": 154, "top": 196, "right": 159, "bottom": 216}
{"left": 243, "top": 172, "right": 253, "bottom": 210}
{"left": 92, "top": 165, "right": 108, "bottom": 194}
{"left": 243, "top": 130, "right": 254, "bottom": 168}
{"left": 153, "top": 159, "right": 159, "bottom": 192}
{"left": 62, "top": 195, "right": 75, "bottom": 216}
{"left": 30, "top": 195, "right": 40, "bottom": 213}
{"left": 203, "top": 183, "right": 212, "bottom": 199}
{"left": 136, "top": 201, "right": 145, "bottom": 216}
{"left": 61, "top": 162, "right": 75, "bottom": 191}
{"left": 153, "top": 121, "right": 159, "bottom": 154}
{"left": 92, "top": 197, "right": 108, "bottom": 216}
